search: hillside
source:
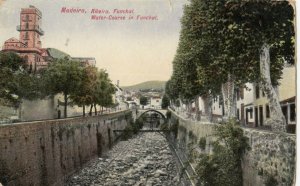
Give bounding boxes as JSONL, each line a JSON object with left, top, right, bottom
{"left": 122, "top": 81, "right": 166, "bottom": 91}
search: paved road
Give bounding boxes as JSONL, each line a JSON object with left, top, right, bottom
{"left": 66, "top": 131, "right": 181, "bottom": 186}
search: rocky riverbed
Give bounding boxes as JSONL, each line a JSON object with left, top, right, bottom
{"left": 66, "top": 131, "right": 181, "bottom": 186}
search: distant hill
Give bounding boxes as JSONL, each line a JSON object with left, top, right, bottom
{"left": 122, "top": 81, "right": 166, "bottom": 91}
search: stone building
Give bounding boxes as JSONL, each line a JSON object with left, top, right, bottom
{"left": 2, "top": 5, "right": 47, "bottom": 71}
{"left": 0, "top": 5, "right": 97, "bottom": 121}
{"left": 1, "top": 5, "right": 96, "bottom": 70}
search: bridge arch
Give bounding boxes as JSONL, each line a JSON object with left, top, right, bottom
{"left": 137, "top": 109, "right": 167, "bottom": 120}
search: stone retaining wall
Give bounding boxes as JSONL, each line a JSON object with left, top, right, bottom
{"left": 0, "top": 110, "right": 131, "bottom": 186}
{"left": 169, "top": 109, "right": 296, "bottom": 186}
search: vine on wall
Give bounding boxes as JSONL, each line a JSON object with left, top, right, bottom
{"left": 195, "top": 120, "right": 249, "bottom": 186}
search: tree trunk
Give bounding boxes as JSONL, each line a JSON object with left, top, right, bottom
{"left": 64, "top": 93, "right": 68, "bottom": 118}
{"left": 83, "top": 104, "right": 85, "bottom": 117}
{"left": 94, "top": 104, "right": 97, "bottom": 115}
{"left": 89, "top": 104, "right": 93, "bottom": 116}
{"left": 195, "top": 96, "right": 201, "bottom": 121}
{"left": 202, "top": 94, "right": 212, "bottom": 122}
{"left": 18, "top": 102, "right": 22, "bottom": 121}
{"left": 260, "top": 44, "right": 286, "bottom": 132}
{"left": 221, "top": 74, "right": 236, "bottom": 120}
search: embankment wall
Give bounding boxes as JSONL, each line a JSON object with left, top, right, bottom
{"left": 0, "top": 110, "right": 131, "bottom": 186}
{"left": 169, "top": 109, "right": 295, "bottom": 186}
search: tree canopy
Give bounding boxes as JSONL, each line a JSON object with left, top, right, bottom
{"left": 0, "top": 52, "right": 41, "bottom": 107}
{"left": 42, "top": 58, "right": 83, "bottom": 117}
{"left": 167, "top": 0, "right": 294, "bottom": 122}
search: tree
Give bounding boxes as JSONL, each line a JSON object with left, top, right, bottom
{"left": 236, "top": 1, "right": 294, "bottom": 131}
{"left": 172, "top": 0, "right": 294, "bottom": 128}
{"left": 43, "top": 58, "right": 83, "bottom": 118}
{"left": 161, "top": 95, "right": 170, "bottom": 109}
{"left": 0, "top": 52, "right": 41, "bottom": 108}
{"left": 139, "top": 96, "right": 148, "bottom": 106}
{"left": 92, "top": 69, "right": 115, "bottom": 114}
{"left": 69, "top": 66, "right": 97, "bottom": 116}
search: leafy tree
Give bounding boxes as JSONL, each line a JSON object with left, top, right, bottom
{"left": 170, "top": 0, "right": 294, "bottom": 127}
{"left": 0, "top": 52, "right": 41, "bottom": 108}
{"left": 161, "top": 95, "right": 170, "bottom": 109}
{"left": 139, "top": 96, "right": 148, "bottom": 106}
{"left": 43, "top": 58, "right": 83, "bottom": 118}
{"left": 93, "top": 69, "right": 115, "bottom": 114}
{"left": 69, "top": 66, "right": 97, "bottom": 116}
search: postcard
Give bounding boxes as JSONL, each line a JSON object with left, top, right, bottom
{"left": 0, "top": 0, "right": 296, "bottom": 186}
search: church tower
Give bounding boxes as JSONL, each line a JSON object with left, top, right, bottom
{"left": 17, "top": 5, "right": 44, "bottom": 48}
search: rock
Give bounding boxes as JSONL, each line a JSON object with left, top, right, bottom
{"left": 66, "top": 132, "right": 178, "bottom": 186}
{"left": 155, "top": 170, "right": 167, "bottom": 176}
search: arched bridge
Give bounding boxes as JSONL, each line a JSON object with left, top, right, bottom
{"left": 136, "top": 109, "right": 168, "bottom": 119}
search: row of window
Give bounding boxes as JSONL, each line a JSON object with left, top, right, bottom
{"left": 23, "top": 14, "right": 40, "bottom": 21}
{"left": 243, "top": 103, "right": 295, "bottom": 124}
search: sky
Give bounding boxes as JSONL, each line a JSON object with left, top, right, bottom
{"left": 0, "top": 0, "right": 188, "bottom": 86}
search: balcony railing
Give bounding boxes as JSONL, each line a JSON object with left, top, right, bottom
{"left": 16, "top": 25, "right": 44, "bottom": 35}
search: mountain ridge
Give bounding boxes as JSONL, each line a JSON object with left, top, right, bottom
{"left": 121, "top": 81, "right": 166, "bottom": 91}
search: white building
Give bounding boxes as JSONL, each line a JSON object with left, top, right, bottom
{"left": 150, "top": 96, "right": 162, "bottom": 109}
{"left": 236, "top": 66, "right": 295, "bottom": 132}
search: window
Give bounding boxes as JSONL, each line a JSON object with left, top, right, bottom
{"left": 26, "top": 23, "right": 29, "bottom": 29}
{"left": 240, "top": 88, "right": 244, "bottom": 99}
{"left": 26, "top": 15, "right": 29, "bottom": 21}
{"left": 25, "top": 32, "right": 28, "bottom": 39}
{"left": 290, "top": 104, "right": 296, "bottom": 122}
{"left": 249, "top": 108, "right": 253, "bottom": 119}
{"left": 237, "top": 109, "right": 240, "bottom": 120}
{"left": 266, "top": 104, "right": 270, "bottom": 118}
{"left": 255, "top": 85, "right": 260, "bottom": 99}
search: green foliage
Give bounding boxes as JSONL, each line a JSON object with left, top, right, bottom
{"left": 166, "top": 110, "right": 171, "bottom": 119}
{"left": 167, "top": 0, "right": 294, "bottom": 106}
{"left": 121, "top": 118, "right": 143, "bottom": 140}
{"left": 170, "top": 119, "right": 179, "bottom": 138}
{"left": 139, "top": 96, "right": 148, "bottom": 106}
{"left": 199, "top": 137, "right": 206, "bottom": 151}
{"left": 43, "top": 58, "right": 83, "bottom": 117}
{"left": 161, "top": 95, "right": 170, "bottom": 109}
{"left": 0, "top": 52, "right": 41, "bottom": 107}
{"left": 69, "top": 66, "right": 97, "bottom": 115}
{"left": 160, "top": 122, "right": 169, "bottom": 132}
{"left": 93, "top": 69, "right": 115, "bottom": 108}
{"left": 43, "top": 58, "right": 115, "bottom": 117}
{"left": 195, "top": 120, "right": 249, "bottom": 186}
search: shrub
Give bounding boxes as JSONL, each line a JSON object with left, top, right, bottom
{"left": 195, "top": 120, "right": 249, "bottom": 186}
{"left": 199, "top": 137, "right": 206, "bottom": 150}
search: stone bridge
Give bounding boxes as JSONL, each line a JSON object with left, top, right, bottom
{"left": 136, "top": 109, "right": 168, "bottom": 119}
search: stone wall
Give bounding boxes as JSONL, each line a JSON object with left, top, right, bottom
{"left": 242, "top": 129, "right": 296, "bottom": 186}
{"left": 169, "top": 109, "right": 296, "bottom": 186}
{"left": 0, "top": 110, "right": 131, "bottom": 186}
